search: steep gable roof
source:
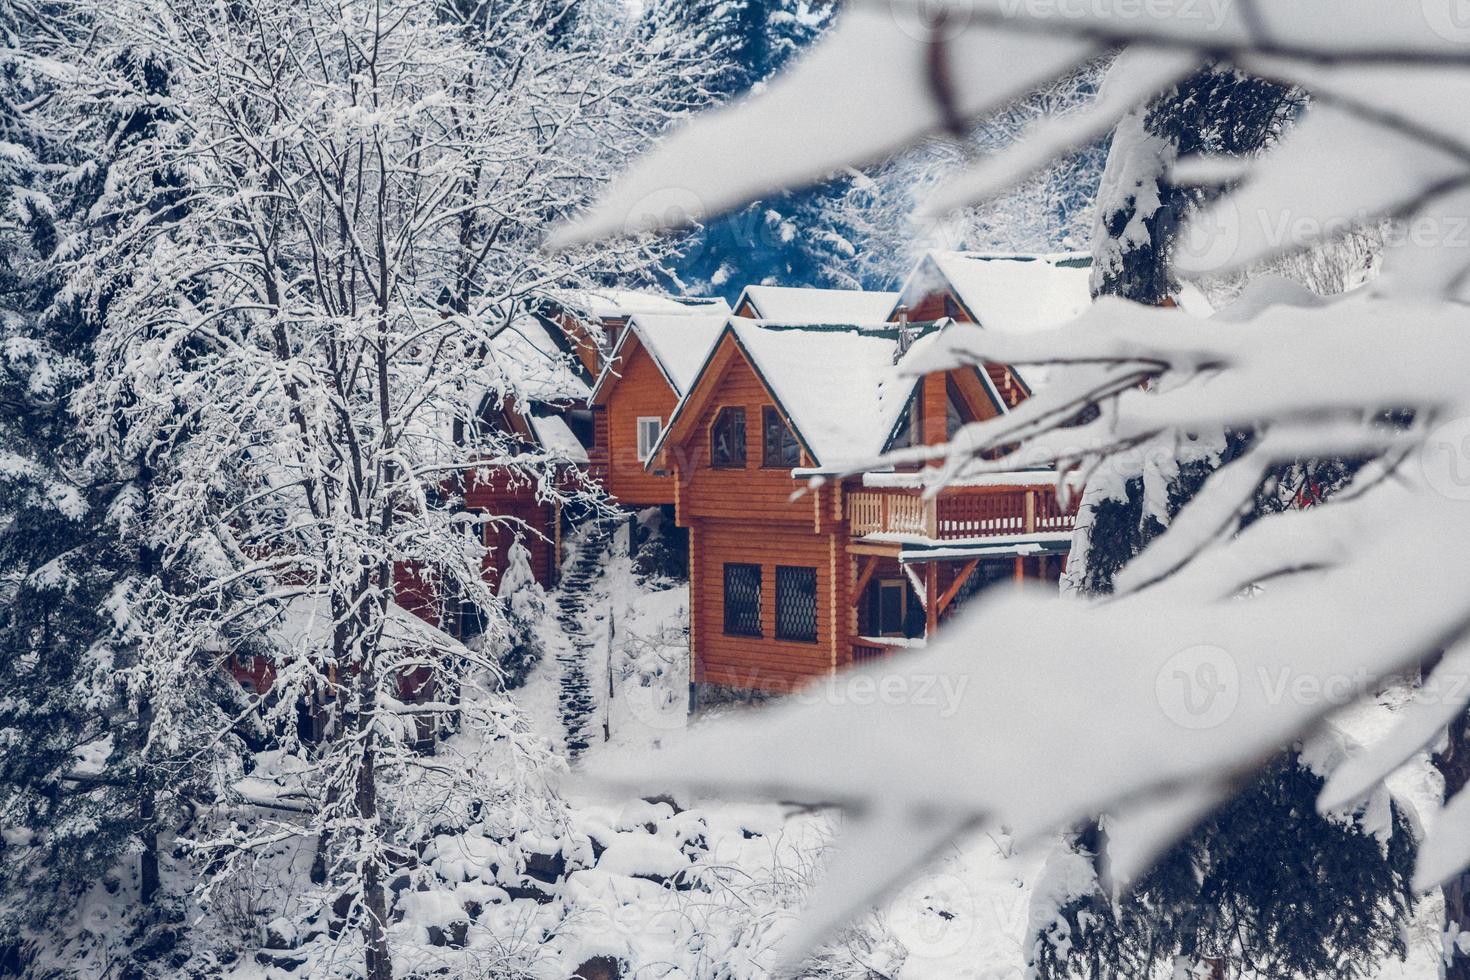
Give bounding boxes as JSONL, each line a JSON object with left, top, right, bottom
{"left": 734, "top": 285, "right": 901, "bottom": 323}
{"left": 486, "top": 314, "right": 592, "bottom": 405}
{"left": 539, "top": 287, "right": 729, "bottom": 322}
{"left": 654, "top": 318, "right": 941, "bottom": 471}
{"left": 892, "top": 251, "right": 1093, "bottom": 333}
{"left": 589, "top": 312, "right": 729, "bottom": 404}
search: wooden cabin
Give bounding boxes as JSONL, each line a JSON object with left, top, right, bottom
{"left": 732, "top": 284, "right": 899, "bottom": 323}
{"left": 587, "top": 313, "right": 727, "bottom": 506}
{"left": 650, "top": 318, "right": 1078, "bottom": 700}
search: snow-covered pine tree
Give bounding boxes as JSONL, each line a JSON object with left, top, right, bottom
{"left": 817, "top": 60, "right": 1109, "bottom": 290}
{"left": 0, "top": 8, "right": 258, "bottom": 968}
{"left": 644, "top": 0, "right": 860, "bottom": 296}
{"left": 1029, "top": 65, "right": 1417, "bottom": 980}
{"left": 494, "top": 542, "right": 547, "bottom": 689}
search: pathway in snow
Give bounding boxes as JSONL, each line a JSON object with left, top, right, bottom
{"left": 553, "top": 523, "right": 612, "bottom": 758}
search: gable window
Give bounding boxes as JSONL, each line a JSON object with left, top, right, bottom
{"left": 636, "top": 416, "right": 662, "bottom": 462}
{"left": 710, "top": 406, "right": 747, "bottom": 469}
{"left": 723, "top": 563, "right": 762, "bottom": 637}
{"left": 762, "top": 406, "right": 801, "bottom": 468}
{"left": 775, "top": 566, "right": 818, "bottom": 642}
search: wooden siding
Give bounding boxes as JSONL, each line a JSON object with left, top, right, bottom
{"left": 588, "top": 405, "right": 611, "bottom": 477}
{"left": 692, "top": 519, "right": 842, "bottom": 692}
{"left": 598, "top": 337, "right": 680, "bottom": 506}
{"left": 675, "top": 350, "right": 815, "bottom": 525}
{"left": 462, "top": 467, "right": 558, "bottom": 589}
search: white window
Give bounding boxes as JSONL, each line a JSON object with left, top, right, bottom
{"left": 636, "top": 417, "right": 662, "bottom": 461}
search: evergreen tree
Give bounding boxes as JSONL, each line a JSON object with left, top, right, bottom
{"left": 494, "top": 542, "right": 548, "bottom": 689}
{"left": 1031, "top": 753, "right": 1417, "bottom": 980}
{"left": 1030, "top": 65, "right": 1416, "bottom": 980}
{"left": 0, "top": 9, "right": 256, "bottom": 969}
{"left": 645, "top": 0, "right": 857, "bottom": 297}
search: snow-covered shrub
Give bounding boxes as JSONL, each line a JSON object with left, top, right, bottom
{"left": 632, "top": 506, "right": 688, "bottom": 586}
{"left": 496, "top": 542, "right": 548, "bottom": 689}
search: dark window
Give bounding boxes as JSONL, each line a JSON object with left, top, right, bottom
{"left": 723, "top": 563, "right": 762, "bottom": 637}
{"left": 861, "top": 578, "right": 925, "bottom": 639}
{"left": 878, "top": 580, "right": 906, "bottom": 636}
{"left": 711, "top": 407, "right": 746, "bottom": 469}
{"left": 776, "top": 566, "right": 818, "bottom": 642}
{"left": 762, "top": 406, "right": 801, "bottom": 468}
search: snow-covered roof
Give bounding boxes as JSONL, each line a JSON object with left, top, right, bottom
{"left": 486, "top": 314, "right": 591, "bottom": 405}
{"left": 528, "top": 413, "right": 589, "bottom": 466}
{"left": 658, "top": 319, "right": 917, "bottom": 470}
{"left": 591, "top": 313, "right": 730, "bottom": 402}
{"left": 275, "top": 593, "right": 466, "bottom": 656}
{"left": 894, "top": 251, "right": 1094, "bottom": 333}
{"left": 734, "top": 285, "right": 901, "bottom": 324}
{"left": 542, "top": 287, "right": 729, "bottom": 321}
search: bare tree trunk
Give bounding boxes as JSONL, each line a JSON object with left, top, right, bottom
{"left": 356, "top": 721, "right": 392, "bottom": 980}
{"left": 1436, "top": 709, "right": 1470, "bottom": 980}
{"left": 137, "top": 680, "right": 158, "bottom": 906}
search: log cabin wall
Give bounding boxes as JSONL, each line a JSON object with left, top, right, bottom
{"left": 463, "top": 467, "right": 557, "bottom": 589}
{"left": 674, "top": 347, "right": 847, "bottom": 692}
{"left": 597, "top": 337, "right": 680, "bottom": 506}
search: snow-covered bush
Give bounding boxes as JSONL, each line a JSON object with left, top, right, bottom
{"left": 495, "top": 542, "right": 549, "bottom": 689}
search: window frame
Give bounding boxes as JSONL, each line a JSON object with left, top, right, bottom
{"left": 761, "top": 406, "right": 802, "bottom": 469}
{"left": 775, "top": 565, "right": 819, "bottom": 643}
{"left": 636, "top": 416, "right": 662, "bottom": 462}
{"left": 710, "top": 406, "right": 747, "bottom": 470}
{"left": 722, "top": 562, "right": 763, "bottom": 638}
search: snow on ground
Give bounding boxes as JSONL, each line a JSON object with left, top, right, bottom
{"left": 517, "top": 527, "right": 1454, "bottom": 979}
{"left": 45, "top": 526, "right": 1445, "bottom": 979}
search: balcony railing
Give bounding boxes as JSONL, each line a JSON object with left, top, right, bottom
{"left": 847, "top": 485, "right": 1076, "bottom": 541}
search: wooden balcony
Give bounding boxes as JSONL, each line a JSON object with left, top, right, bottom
{"left": 846, "top": 485, "right": 1076, "bottom": 541}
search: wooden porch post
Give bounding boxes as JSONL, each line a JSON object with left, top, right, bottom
{"left": 925, "top": 561, "right": 939, "bottom": 639}
{"left": 1014, "top": 555, "right": 1025, "bottom": 587}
